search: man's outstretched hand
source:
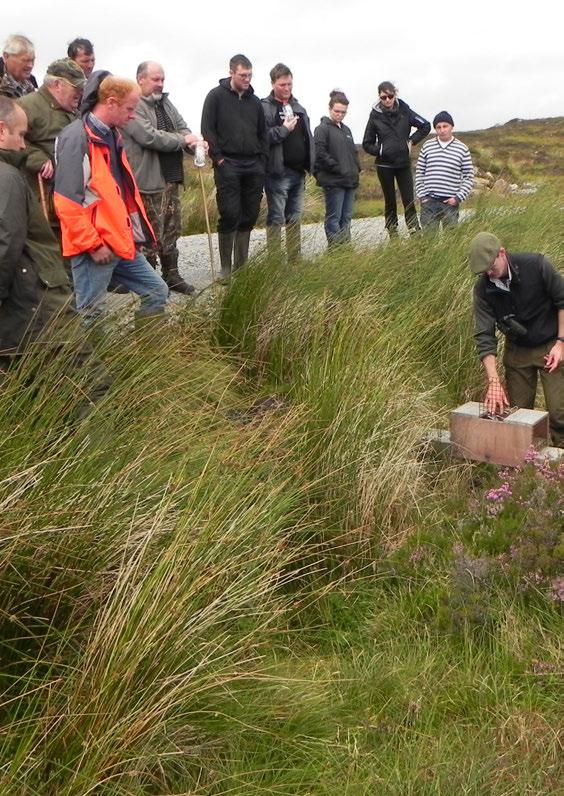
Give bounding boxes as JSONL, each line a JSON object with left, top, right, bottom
{"left": 544, "top": 340, "right": 562, "bottom": 373}
{"left": 484, "top": 378, "right": 510, "bottom": 415}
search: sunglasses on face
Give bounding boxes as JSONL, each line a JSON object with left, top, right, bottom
{"left": 380, "top": 94, "right": 395, "bottom": 100}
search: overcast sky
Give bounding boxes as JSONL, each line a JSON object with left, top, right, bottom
{"left": 4, "top": 0, "right": 563, "bottom": 140}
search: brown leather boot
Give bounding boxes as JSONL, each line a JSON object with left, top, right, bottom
{"left": 160, "top": 253, "right": 194, "bottom": 295}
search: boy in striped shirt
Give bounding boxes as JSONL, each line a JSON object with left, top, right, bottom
{"left": 415, "top": 111, "right": 474, "bottom": 231}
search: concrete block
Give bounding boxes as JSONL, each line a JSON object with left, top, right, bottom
{"left": 450, "top": 401, "right": 549, "bottom": 467}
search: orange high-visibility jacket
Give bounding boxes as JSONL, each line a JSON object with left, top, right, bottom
{"left": 54, "top": 118, "right": 155, "bottom": 260}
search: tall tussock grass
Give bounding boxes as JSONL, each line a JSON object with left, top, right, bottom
{"left": 0, "top": 191, "right": 561, "bottom": 793}
{"left": 217, "top": 191, "right": 563, "bottom": 550}
{"left": 0, "top": 317, "right": 337, "bottom": 793}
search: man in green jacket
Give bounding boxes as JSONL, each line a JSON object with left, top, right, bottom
{"left": 0, "top": 96, "right": 109, "bottom": 408}
{"left": 18, "top": 58, "right": 86, "bottom": 224}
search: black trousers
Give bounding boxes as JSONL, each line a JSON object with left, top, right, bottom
{"left": 376, "top": 165, "right": 420, "bottom": 232}
{"left": 213, "top": 157, "right": 265, "bottom": 234}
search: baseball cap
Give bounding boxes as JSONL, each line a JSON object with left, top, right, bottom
{"left": 46, "top": 58, "right": 86, "bottom": 89}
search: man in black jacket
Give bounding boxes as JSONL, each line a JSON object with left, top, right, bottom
{"left": 201, "top": 54, "right": 267, "bottom": 277}
{"left": 470, "top": 232, "right": 564, "bottom": 447}
{"left": 362, "top": 83, "right": 429, "bottom": 236}
{"left": 262, "top": 63, "right": 314, "bottom": 261}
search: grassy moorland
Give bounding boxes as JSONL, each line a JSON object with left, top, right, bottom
{"left": 463, "top": 117, "right": 564, "bottom": 185}
{"left": 181, "top": 116, "right": 564, "bottom": 234}
{"left": 0, "top": 178, "right": 562, "bottom": 791}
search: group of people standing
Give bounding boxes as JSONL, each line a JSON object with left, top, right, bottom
{"left": 200, "top": 55, "right": 475, "bottom": 273}
{"left": 313, "top": 82, "right": 475, "bottom": 244}
{"left": 0, "top": 36, "right": 475, "bottom": 304}
{"left": 0, "top": 36, "right": 562, "bottom": 448}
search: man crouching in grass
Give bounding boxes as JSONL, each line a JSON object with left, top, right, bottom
{"left": 470, "top": 231, "right": 564, "bottom": 448}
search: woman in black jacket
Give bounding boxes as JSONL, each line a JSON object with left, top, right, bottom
{"left": 362, "top": 81, "right": 430, "bottom": 237}
{"left": 314, "top": 90, "right": 360, "bottom": 247}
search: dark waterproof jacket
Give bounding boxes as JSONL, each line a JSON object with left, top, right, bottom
{"left": 473, "top": 252, "right": 564, "bottom": 359}
{"left": 261, "top": 92, "right": 314, "bottom": 176}
{"left": 201, "top": 78, "right": 267, "bottom": 164}
{"left": 0, "top": 149, "right": 75, "bottom": 355}
{"left": 362, "top": 98, "right": 430, "bottom": 168}
{"left": 313, "top": 116, "right": 360, "bottom": 189}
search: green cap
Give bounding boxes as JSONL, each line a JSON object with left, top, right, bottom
{"left": 469, "top": 232, "right": 502, "bottom": 274}
{"left": 46, "top": 58, "right": 86, "bottom": 89}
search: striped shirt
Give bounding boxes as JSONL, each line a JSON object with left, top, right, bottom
{"left": 415, "top": 136, "right": 474, "bottom": 202}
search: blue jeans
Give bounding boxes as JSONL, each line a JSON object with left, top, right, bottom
{"left": 323, "top": 187, "right": 355, "bottom": 245}
{"left": 71, "top": 250, "right": 169, "bottom": 323}
{"left": 420, "top": 198, "right": 459, "bottom": 232}
{"left": 265, "top": 168, "right": 305, "bottom": 226}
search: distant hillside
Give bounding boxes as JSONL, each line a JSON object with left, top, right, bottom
{"left": 460, "top": 117, "right": 564, "bottom": 180}
{"left": 358, "top": 117, "right": 564, "bottom": 183}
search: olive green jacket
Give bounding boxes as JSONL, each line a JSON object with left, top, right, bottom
{"left": 18, "top": 86, "right": 78, "bottom": 174}
{"left": 0, "top": 148, "right": 75, "bottom": 355}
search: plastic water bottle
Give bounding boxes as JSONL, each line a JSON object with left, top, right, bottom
{"left": 282, "top": 104, "right": 294, "bottom": 121}
{"left": 194, "top": 138, "right": 206, "bottom": 168}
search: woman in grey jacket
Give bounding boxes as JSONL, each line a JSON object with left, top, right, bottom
{"left": 313, "top": 90, "right": 360, "bottom": 247}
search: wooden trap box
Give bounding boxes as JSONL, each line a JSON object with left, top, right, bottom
{"left": 450, "top": 402, "right": 549, "bottom": 466}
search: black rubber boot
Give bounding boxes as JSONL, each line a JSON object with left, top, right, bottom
{"left": 161, "top": 253, "right": 194, "bottom": 295}
{"left": 233, "top": 229, "right": 251, "bottom": 270}
{"left": 218, "top": 231, "right": 236, "bottom": 278}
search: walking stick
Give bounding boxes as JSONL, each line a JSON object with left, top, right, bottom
{"left": 37, "top": 174, "right": 49, "bottom": 221}
{"left": 198, "top": 167, "right": 216, "bottom": 284}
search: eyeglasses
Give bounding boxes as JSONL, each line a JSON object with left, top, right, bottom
{"left": 380, "top": 94, "right": 395, "bottom": 101}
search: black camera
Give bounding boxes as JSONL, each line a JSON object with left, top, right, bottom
{"left": 497, "top": 314, "right": 527, "bottom": 339}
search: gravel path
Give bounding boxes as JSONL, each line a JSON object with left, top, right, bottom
{"left": 107, "top": 217, "right": 393, "bottom": 315}
{"left": 113, "top": 212, "right": 469, "bottom": 312}
{"left": 176, "top": 216, "right": 394, "bottom": 291}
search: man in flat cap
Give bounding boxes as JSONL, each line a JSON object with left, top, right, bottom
{"left": 18, "top": 58, "right": 86, "bottom": 227}
{"left": 469, "top": 231, "right": 564, "bottom": 447}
